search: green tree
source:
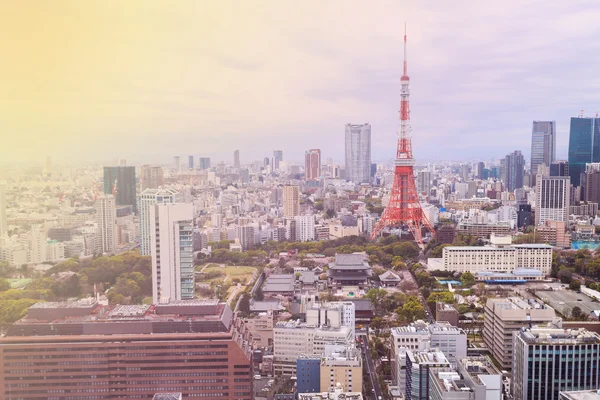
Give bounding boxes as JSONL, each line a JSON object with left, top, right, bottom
{"left": 570, "top": 279, "right": 581, "bottom": 291}
{"left": 460, "top": 272, "right": 475, "bottom": 288}
{"left": 238, "top": 293, "right": 250, "bottom": 314}
{"left": 0, "top": 278, "right": 10, "bottom": 292}
{"left": 398, "top": 298, "right": 426, "bottom": 322}
{"left": 572, "top": 306, "right": 583, "bottom": 320}
{"left": 392, "top": 242, "right": 420, "bottom": 259}
{"left": 365, "top": 288, "right": 388, "bottom": 313}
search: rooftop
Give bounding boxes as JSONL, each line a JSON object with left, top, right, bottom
{"left": 560, "top": 390, "right": 600, "bottom": 400}
{"left": 408, "top": 350, "right": 450, "bottom": 366}
{"left": 518, "top": 327, "right": 600, "bottom": 345}
{"left": 330, "top": 253, "right": 369, "bottom": 269}
{"left": 7, "top": 300, "right": 233, "bottom": 337}
{"left": 153, "top": 394, "right": 183, "bottom": 400}
{"left": 430, "top": 368, "right": 472, "bottom": 394}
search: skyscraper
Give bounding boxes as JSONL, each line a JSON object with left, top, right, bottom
{"left": 95, "top": 195, "right": 116, "bottom": 255}
{"left": 103, "top": 166, "right": 137, "bottom": 213}
{"left": 283, "top": 185, "right": 300, "bottom": 217}
{"left": 139, "top": 188, "right": 180, "bottom": 256}
{"left": 150, "top": 202, "right": 194, "bottom": 303}
{"left": 344, "top": 123, "right": 371, "bottom": 184}
{"left": 0, "top": 182, "right": 6, "bottom": 237}
{"left": 199, "top": 157, "right": 211, "bottom": 170}
{"left": 234, "top": 150, "right": 241, "bottom": 168}
{"left": 140, "top": 165, "right": 164, "bottom": 189}
{"left": 535, "top": 176, "right": 569, "bottom": 226}
{"left": 273, "top": 150, "right": 283, "bottom": 171}
{"left": 174, "top": 156, "right": 181, "bottom": 171}
{"left": 550, "top": 160, "right": 569, "bottom": 177}
{"left": 305, "top": 149, "right": 321, "bottom": 181}
{"left": 501, "top": 150, "right": 525, "bottom": 192}
{"left": 530, "top": 121, "right": 556, "bottom": 183}
{"left": 188, "top": 155, "right": 194, "bottom": 170}
{"left": 568, "top": 116, "right": 600, "bottom": 186}
{"left": 416, "top": 170, "right": 431, "bottom": 195}
{"left": 585, "top": 163, "right": 600, "bottom": 204}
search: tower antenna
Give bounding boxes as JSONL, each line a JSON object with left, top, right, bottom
{"left": 370, "top": 25, "right": 435, "bottom": 243}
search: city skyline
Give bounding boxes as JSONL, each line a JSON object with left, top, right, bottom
{"left": 2, "top": 1, "right": 600, "bottom": 165}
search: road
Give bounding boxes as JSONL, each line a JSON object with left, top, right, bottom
{"left": 360, "top": 334, "right": 383, "bottom": 400}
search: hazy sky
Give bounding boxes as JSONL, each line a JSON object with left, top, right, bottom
{"left": 2, "top": 1, "right": 600, "bottom": 166}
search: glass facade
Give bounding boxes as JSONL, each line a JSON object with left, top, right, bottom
{"left": 344, "top": 123, "right": 371, "bottom": 184}
{"left": 103, "top": 166, "right": 137, "bottom": 213}
{"left": 531, "top": 121, "right": 556, "bottom": 178}
{"left": 179, "top": 221, "right": 194, "bottom": 299}
{"left": 568, "top": 117, "right": 600, "bottom": 186}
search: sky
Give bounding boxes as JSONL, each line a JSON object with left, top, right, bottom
{"left": 2, "top": 0, "right": 600, "bottom": 166}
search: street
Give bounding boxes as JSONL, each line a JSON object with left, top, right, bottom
{"left": 359, "top": 333, "right": 383, "bottom": 400}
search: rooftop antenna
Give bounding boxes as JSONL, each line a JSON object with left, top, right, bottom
{"left": 579, "top": 109, "right": 585, "bottom": 118}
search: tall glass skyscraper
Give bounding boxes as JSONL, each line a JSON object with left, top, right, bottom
{"left": 568, "top": 116, "right": 600, "bottom": 186}
{"left": 530, "top": 121, "right": 555, "bottom": 181}
{"left": 344, "top": 123, "right": 371, "bottom": 184}
{"left": 103, "top": 166, "right": 137, "bottom": 214}
{"left": 501, "top": 150, "right": 525, "bottom": 192}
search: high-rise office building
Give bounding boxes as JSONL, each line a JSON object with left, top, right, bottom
{"left": 95, "top": 195, "right": 116, "bottom": 255}
{"left": 416, "top": 170, "right": 431, "bottom": 194}
{"left": 139, "top": 188, "right": 180, "bottom": 256}
{"left": 585, "top": 163, "right": 600, "bottom": 204}
{"left": 305, "top": 149, "right": 321, "bottom": 181}
{"left": 234, "top": 150, "right": 241, "bottom": 169}
{"left": 140, "top": 165, "right": 164, "bottom": 189}
{"left": 513, "top": 327, "right": 600, "bottom": 400}
{"left": 150, "top": 203, "right": 194, "bottom": 303}
{"left": 568, "top": 116, "right": 600, "bottom": 186}
{"left": 535, "top": 176, "right": 569, "bottom": 225}
{"left": 273, "top": 150, "right": 283, "bottom": 171}
{"left": 0, "top": 300, "right": 253, "bottom": 400}
{"left": 0, "top": 182, "right": 6, "bottom": 237}
{"left": 344, "top": 123, "right": 371, "bottom": 184}
{"left": 103, "top": 166, "right": 137, "bottom": 213}
{"left": 501, "top": 150, "right": 525, "bottom": 192}
{"left": 283, "top": 185, "right": 300, "bottom": 217}
{"left": 550, "top": 160, "right": 569, "bottom": 177}
{"left": 174, "top": 156, "right": 181, "bottom": 171}
{"left": 531, "top": 121, "right": 556, "bottom": 184}
{"left": 188, "top": 155, "right": 194, "bottom": 170}
{"left": 199, "top": 157, "right": 211, "bottom": 170}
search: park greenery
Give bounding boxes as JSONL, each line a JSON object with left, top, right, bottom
{"left": 0, "top": 252, "right": 152, "bottom": 325}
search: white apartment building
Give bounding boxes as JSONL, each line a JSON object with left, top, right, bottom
{"left": 95, "top": 195, "right": 116, "bottom": 255}
{"left": 390, "top": 321, "right": 467, "bottom": 390}
{"left": 295, "top": 215, "right": 315, "bottom": 242}
{"left": 442, "top": 233, "right": 552, "bottom": 276}
{"left": 306, "top": 301, "right": 355, "bottom": 341}
{"left": 139, "top": 188, "right": 180, "bottom": 256}
{"left": 150, "top": 202, "right": 194, "bottom": 304}
{"left": 273, "top": 320, "right": 353, "bottom": 375}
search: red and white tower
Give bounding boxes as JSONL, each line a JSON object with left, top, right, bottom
{"left": 370, "top": 26, "right": 435, "bottom": 243}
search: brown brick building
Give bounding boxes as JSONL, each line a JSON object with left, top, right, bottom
{"left": 0, "top": 300, "right": 253, "bottom": 400}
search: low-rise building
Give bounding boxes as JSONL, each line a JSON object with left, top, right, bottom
{"left": 327, "top": 253, "right": 371, "bottom": 289}
{"left": 242, "top": 311, "right": 274, "bottom": 348}
{"left": 406, "top": 350, "right": 451, "bottom": 400}
{"left": 442, "top": 233, "right": 552, "bottom": 276}
{"left": 320, "top": 347, "right": 362, "bottom": 393}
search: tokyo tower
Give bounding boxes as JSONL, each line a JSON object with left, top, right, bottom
{"left": 370, "top": 26, "right": 435, "bottom": 243}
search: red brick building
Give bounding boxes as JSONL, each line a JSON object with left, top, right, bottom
{"left": 0, "top": 300, "right": 253, "bottom": 400}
